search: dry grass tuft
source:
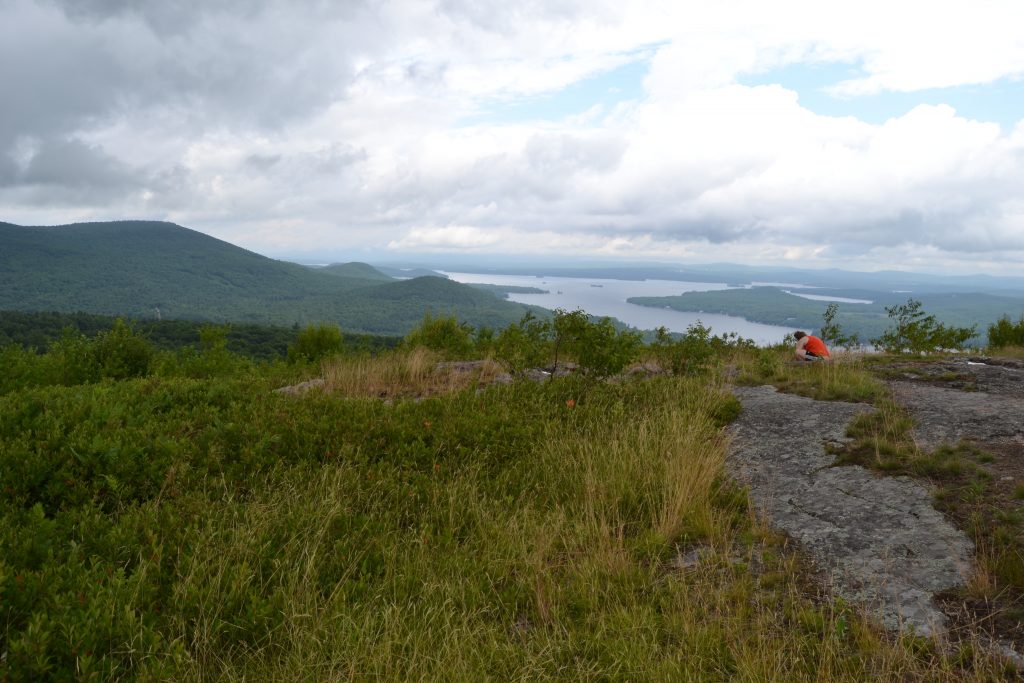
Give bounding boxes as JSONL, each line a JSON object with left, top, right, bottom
{"left": 988, "top": 345, "right": 1024, "bottom": 360}
{"left": 321, "top": 348, "right": 506, "bottom": 398}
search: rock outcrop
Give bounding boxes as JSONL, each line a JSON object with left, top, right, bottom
{"left": 728, "top": 385, "right": 974, "bottom": 636}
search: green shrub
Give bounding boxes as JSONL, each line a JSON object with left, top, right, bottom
{"left": 494, "top": 312, "right": 551, "bottom": 375}
{"left": 0, "top": 345, "right": 51, "bottom": 395}
{"left": 819, "top": 303, "right": 860, "bottom": 350}
{"left": 547, "top": 309, "right": 643, "bottom": 378}
{"left": 1, "top": 328, "right": 148, "bottom": 394}
{"left": 651, "top": 323, "right": 754, "bottom": 376}
{"left": 91, "top": 319, "right": 154, "bottom": 380}
{"left": 872, "top": 298, "right": 976, "bottom": 354}
{"left": 402, "top": 314, "right": 474, "bottom": 358}
{"left": 49, "top": 327, "right": 100, "bottom": 385}
{"left": 988, "top": 314, "right": 1024, "bottom": 349}
{"left": 651, "top": 323, "right": 716, "bottom": 376}
{"left": 288, "top": 323, "right": 345, "bottom": 363}
{"left": 473, "top": 326, "right": 496, "bottom": 356}
{"left": 151, "top": 325, "right": 253, "bottom": 379}
{"left": 569, "top": 314, "right": 642, "bottom": 379}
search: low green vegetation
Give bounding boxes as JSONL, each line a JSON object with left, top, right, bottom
{"left": 988, "top": 314, "right": 1024, "bottom": 349}
{"left": 2, "top": 312, "right": 1008, "bottom": 680}
{"left": 652, "top": 322, "right": 754, "bottom": 377}
{"left": 735, "top": 346, "right": 887, "bottom": 403}
{"left": 0, "top": 310, "right": 400, "bottom": 360}
{"left": 286, "top": 323, "right": 346, "bottom": 364}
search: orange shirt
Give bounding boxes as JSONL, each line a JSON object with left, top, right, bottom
{"left": 804, "top": 335, "right": 830, "bottom": 357}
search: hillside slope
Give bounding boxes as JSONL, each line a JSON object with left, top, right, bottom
{"left": 0, "top": 221, "right": 536, "bottom": 333}
{"left": 316, "top": 262, "right": 395, "bottom": 282}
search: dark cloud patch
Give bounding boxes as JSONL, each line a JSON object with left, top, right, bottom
{"left": 141, "top": 164, "right": 195, "bottom": 210}
{"left": 0, "top": 150, "right": 17, "bottom": 184}
{"left": 2, "top": 0, "right": 377, "bottom": 149}
{"left": 652, "top": 217, "right": 763, "bottom": 245}
{"left": 18, "top": 138, "right": 137, "bottom": 191}
{"left": 0, "top": 3, "right": 133, "bottom": 147}
{"left": 0, "top": 135, "right": 150, "bottom": 208}
{"left": 46, "top": 0, "right": 273, "bottom": 34}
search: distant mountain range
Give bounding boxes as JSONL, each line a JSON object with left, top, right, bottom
{"left": 0, "top": 221, "right": 540, "bottom": 334}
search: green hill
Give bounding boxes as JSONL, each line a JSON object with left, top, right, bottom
{"left": 374, "top": 265, "right": 447, "bottom": 279}
{"left": 628, "top": 286, "right": 1022, "bottom": 343}
{"left": 326, "top": 276, "right": 548, "bottom": 335}
{"left": 316, "top": 262, "right": 395, "bottom": 282}
{"left": 0, "top": 221, "right": 538, "bottom": 334}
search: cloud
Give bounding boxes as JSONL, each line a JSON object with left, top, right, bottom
{"left": 19, "top": 138, "right": 135, "bottom": 189}
{"left": 0, "top": 137, "right": 144, "bottom": 208}
{"left": 2, "top": 0, "right": 1024, "bottom": 273}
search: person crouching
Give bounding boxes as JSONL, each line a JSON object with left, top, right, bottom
{"left": 794, "top": 331, "right": 830, "bottom": 361}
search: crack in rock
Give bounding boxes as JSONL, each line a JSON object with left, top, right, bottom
{"left": 728, "top": 385, "right": 974, "bottom": 637}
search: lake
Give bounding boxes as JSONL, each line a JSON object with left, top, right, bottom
{"left": 442, "top": 272, "right": 796, "bottom": 346}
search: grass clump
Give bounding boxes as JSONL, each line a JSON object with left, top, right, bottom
{"left": 988, "top": 345, "right": 1024, "bottom": 360}
{"left": 735, "top": 348, "right": 886, "bottom": 403}
{"left": 321, "top": 347, "right": 505, "bottom": 399}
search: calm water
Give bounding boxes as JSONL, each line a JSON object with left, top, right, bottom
{"left": 443, "top": 272, "right": 795, "bottom": 346}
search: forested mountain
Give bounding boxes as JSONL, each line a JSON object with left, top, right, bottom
{"left": 374, "top": 265, "right": 447, "bottom": 279}
{"left": 0, "top": 221, "right": 538, "bottom": 334}
{"left": 315, "top": 262, "right": 395, "bottom": 282}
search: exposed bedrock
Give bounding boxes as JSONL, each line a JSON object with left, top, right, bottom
{"left": 728, "top": 385, "right": 974, "bottom": 636}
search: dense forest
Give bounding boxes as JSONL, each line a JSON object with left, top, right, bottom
{"left": 0, "top": 310, "right": 401, "bottom": 360}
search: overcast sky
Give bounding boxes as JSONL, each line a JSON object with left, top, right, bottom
{"left": 2, "top": 0, "right": 1023, "bottom": 273}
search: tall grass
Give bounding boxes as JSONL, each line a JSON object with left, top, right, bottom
{"left": 321, "top": 347, "right": 505, "bottom": 398}
{"left": 156, "top": 379, "right": 1005, "bottom": 679}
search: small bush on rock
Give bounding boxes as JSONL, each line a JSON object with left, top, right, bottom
{"left": 873, "top": 298, "right": 975, "bottom": 354}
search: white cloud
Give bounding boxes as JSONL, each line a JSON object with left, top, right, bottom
{"left": 3, "top": 0, "right": 1024, "bottom": 273}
